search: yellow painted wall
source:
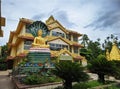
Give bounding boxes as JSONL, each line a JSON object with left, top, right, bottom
{"left": 78, "top": 48, "right": 80, "bottom": 55}
{"left": 12, "top": 35, "right": 17, "bottom": 44}
{"left": 71, "top": 46, "right": 74, "bottom": 53}
{"left": 19, "top": 25, "right": 26, "bottom": 35}
{"left": 16, "top": 41, "right": 24, "bottom": 55}
{"left": 10, "top": 47, "right": 16, "bottom": 57}
{"left": 71, "top": 35, "right": 73, "bottom": 41}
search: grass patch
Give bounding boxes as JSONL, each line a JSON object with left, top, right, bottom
{"left": 73, "top": 80, "right": 103, "bottom": 89}
{"left": 104, "top": 84, "right": 120, "bottom": 89}
{"left": 73, "top": 80, "right": 117, "bottom": 89}
{"left": 54, "top": 80, "right": 118, "bottom": 89}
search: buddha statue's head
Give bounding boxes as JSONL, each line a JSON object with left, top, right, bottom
{"left": 38, "top": 30, "right": 42, "bottom": 36}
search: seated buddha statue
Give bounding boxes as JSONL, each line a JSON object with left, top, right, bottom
{"left": 32, "top": 30, "right": 49, "bottom": 48}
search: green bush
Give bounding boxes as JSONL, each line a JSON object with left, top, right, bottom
{"left": 22, "top": 74, "right": 61, "bottom": 85}
{"left": 0, "top": 63, "right": 7, "bottom": 70}
{"left": 23, "top": 74, "right": 41, "bottom": 85}
{"left": 104, "top": 85, "right": 120, "bottom": 89}
{"left": 86, "top": 80, "right": 102, "bottom": 88}
{"left": 54, "top": 86, "right": 64, "bottom": 89}
{"left": 73, "top": 83, "right": 89, "bottom": 89}
{"left": 48, "top": 76, "right": 61, "bottom": 83}
{"left": 55, "top": 81, "right": 118, "bottom": 89}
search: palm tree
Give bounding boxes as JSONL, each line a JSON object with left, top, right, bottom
{"left": 88, "top": 54, "right": 117, "bottom": 83}
{"left": 80, "top": 34, "right": 89, "bottom": 48}
{"left": 52, "top": 61, "right": 89, "bottom": 89}
{"left": 106, "top": 36, "right": 110, "bottom": 41}
{"left": 110, "top": 34, "right": 114, "bottom": 39}
{"left": 97, "top": 38, "right": 101, "bottom": 42}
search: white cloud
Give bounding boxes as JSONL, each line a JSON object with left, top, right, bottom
{"left": 0, "top": 0, "right": 119, "bottom": 46}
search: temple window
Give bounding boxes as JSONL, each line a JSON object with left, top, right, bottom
{"left": 70, "top": 47, "right": 72, "bottom": 52}
{"left": 74, "top": 47, "right": 78, "bottom": 53}
{"left": 24, "top": 40, "right": 32, "bottom": 50}
{"left": 52, "top": 31, "right": 65, "bottom": 38}
{"left": 49, "top": 43, "right": 68, "bottom": 51}
{"left": 66, "top": 34, "right": 71, "bottom": 40}
{"left": 73, "top": 36, "right": 78, "bottom": 42}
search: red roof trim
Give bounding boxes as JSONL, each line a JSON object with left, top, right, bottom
{"left": 7, "top": 56, "right": 15, "bottom": 60}
{"left": 16, "top": 53, "right": 27, "bottom": 57}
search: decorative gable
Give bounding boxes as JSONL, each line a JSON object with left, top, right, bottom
{"left": 46, "top": 15, "right": 55, "bottom": 25}
{"left": 61, "top": 53, "right": 70, "bottom": 56}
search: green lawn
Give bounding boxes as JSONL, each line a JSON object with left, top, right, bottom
{"left": 73, "top": 80, "right": 120, "bottom": 89}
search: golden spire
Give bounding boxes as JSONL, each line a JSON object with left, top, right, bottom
{"left": 109, "top": 42, "right": 120, "bottom": 60}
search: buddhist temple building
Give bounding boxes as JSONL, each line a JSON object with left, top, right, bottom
{"left": 7, "top": 16, "right": 85, "bottom": 67}
{"left": 106, "top": 42, "right": 120, "bottom": 61}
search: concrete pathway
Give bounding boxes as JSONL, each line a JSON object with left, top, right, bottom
{"left": 0, "top": 70, "right": 15, "bottom": 89}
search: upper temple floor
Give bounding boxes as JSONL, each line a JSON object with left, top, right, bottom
{"left": 7, "top": 16, "right": 83, "bottom": 60}
{"left": 8, "top": 16, "right": 82, "bottom": 45}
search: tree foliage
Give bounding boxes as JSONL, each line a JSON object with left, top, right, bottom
{"left": 52, "top": 61, "right": 89, "bottom": 89}
{"left": 0, "top": 45, "right": 8, "bottom": 62}
{"left": 79, "top": 34, "right": 89, "bottom": 48}
{"left": 80, "top": 34, "right": 102, "bottom": 60}
{"left": 80, "top": 48, "right": 93, "bottom": 60}
{"left": 88, "top": 54, "right": 117, "bottom": 83}
{"left": 87, "top": 41, "right": 102, "bottom": 59}
{"left": 102, "top": 34, "right": 120, "bottom": 52}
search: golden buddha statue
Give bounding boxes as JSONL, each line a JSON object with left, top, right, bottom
{"left": 32, "top": 30, "right": 49, "bottom": 48}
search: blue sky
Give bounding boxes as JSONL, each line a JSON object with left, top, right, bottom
{"left": 0, "top": 0, "right": 120, "bottom": 45}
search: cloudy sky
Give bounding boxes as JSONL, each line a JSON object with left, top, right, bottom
{"left": 0, "top": 0, "right": 120, "bottom": 46}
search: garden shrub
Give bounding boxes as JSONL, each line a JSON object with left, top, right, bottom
{"left": 22, "top": 74, "right": 61, "bottom": 85}
{"left": 23, "top": 74, "right": 41, "bottom": 85}
{"left": 0, "top": 62, "right": 7, "bottom": 70}
{"left": 73, "top": 82, "right": 89, "bottom": 89}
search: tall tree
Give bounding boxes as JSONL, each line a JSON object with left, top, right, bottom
{"left": 79, "top": 34, "right": 89, "bottom": 48}
{"left": 87, "top": 41, "right": 102, "bottom": 59}
{"left": 80, "top": 48, "right": 93, "bottom": 61}
{"left": 102, "top": 34, "right": 120, "bottom": 52}
{"left": 52, "top": 61, "right": 89, "bottom": 89}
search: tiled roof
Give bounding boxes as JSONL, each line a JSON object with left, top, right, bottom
{"left": 66, "top": 29, "right": 82, "bottom": 36}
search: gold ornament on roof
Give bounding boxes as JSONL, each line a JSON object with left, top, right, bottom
{"left": 32, "top": 30, "right": 49, "bottom": 48}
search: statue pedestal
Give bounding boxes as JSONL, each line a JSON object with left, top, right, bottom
{"left": 19, "top": 47, "right": 53, "bottom": 74}
{"left": 28, "top": 47, "right": 51, "bottom": 64}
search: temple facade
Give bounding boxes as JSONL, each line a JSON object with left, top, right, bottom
{"left": 106, "top": 42, "right": 120, "bottom": 60}
{"left": 7, "top": 16, "right": 85, "bottom": 67}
